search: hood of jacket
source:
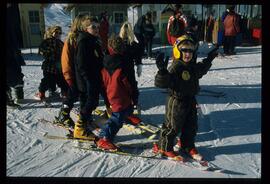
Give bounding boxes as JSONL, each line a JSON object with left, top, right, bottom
{"left": 103, "top": 54, "right": 124, "bottom": 76}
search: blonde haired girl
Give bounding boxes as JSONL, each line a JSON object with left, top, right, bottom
{"left": 54, "top": 14, "right": 90, "bottom": 127}
{"left": 119, "top": 21, "right": 136, "bottom": 45}
{"left": 119, "top": 21, "right": 142, "bottom": 114}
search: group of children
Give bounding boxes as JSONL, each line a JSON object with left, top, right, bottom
{"left": 35, "top": 14, "right": 143, "bottom": 151}
{"left": 35, "top": 13, "right": 219, "bottom": 160}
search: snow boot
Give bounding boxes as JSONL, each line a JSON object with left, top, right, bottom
{"left": 152, "top": 142, "right": 160, "bottom": 154}
{"left": 152, "top": 143, "right": 183, "bottom": 161}
{"left": 54, "top": 106, "right": 74, "bottom": 128}
{"left": 73, "top": 115, "right": 95, "bottom": 140}
{"left": 96, "top": 137, "right": 119, "bottom": 151}
{"left": 126, "top": 114, "right": 142, "bottom": 125}
{"left": 34, "top": 91, "right": 45, "bottom": 101}
{"left": 184, "top": 147, "right": 203, "bottom": 161}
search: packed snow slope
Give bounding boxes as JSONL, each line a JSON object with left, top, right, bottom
{"left": 6, "top": 44, "right": 261, "bottom": 178}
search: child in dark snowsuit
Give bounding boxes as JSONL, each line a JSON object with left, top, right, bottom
{"left": 153, "top": 35, "right": 218, "bottom": 161}
{"left": 96, "top": 35, "right": 134, "bottom": 151}
{"left": 35, "top": 26, "right": 68, "bottom": 100}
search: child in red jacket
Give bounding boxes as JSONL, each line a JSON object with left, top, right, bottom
{"left": 96, "top": 35, "right": 134, "bottom": 151}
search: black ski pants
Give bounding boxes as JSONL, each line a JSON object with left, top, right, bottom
{"left": 158, "top": 95, "right": 198, "bottom": 152}
{"left": 39, "top": 71, "right": 68, "bottom": 94}
{"left": 223, "top": 36, "right": 236, "bottom": 54}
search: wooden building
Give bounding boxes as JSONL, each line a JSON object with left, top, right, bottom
{"left": 18, "top": 3, "right": 46, "bottom": 48}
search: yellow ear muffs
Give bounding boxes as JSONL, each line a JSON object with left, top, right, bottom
{"left": 173, "top": 35, "right": 195, "bottom": 60}
{"left": 173, "top": 44, "right": 181, "bottom": 59}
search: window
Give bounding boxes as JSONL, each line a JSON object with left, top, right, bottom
{"left": 28, "top": 10, "right": 40, "bottom": 35}
{"left": 29, "top": 24, "right": 40, "bottom": 35}
{"left": 114, "top": 11, "right": 124, "bottom": 24}
{"left": 29, "top": 11, "right": 40, "bottom": 23}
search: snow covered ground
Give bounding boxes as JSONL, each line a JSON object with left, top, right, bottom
{"left": 6, "top": 44, "right": 261, "bottom": 178}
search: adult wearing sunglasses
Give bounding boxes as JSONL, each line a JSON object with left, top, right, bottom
{"left": 153, "top": 35, "right": 218, "bottom": 161}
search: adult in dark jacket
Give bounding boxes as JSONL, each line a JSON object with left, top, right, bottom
{"left": 143, "top": 12, "right": 155, "bottom": 58}
{"left": 97, "top": 35, "right": 134, "bottom": 151}
{"left": 153, "top": 35, "right": 218, "bottom": 161}
{"left": 73, "top": 16, "right": 104, "bottom": 140}
{"left": 6, "top": 3, "right": 25, "bottom": 106}
{"left": 223, "top": 6, "right": 240, "bottom": 55}
{"left": 134, "top": 13, "right": 147, "bottom": 59}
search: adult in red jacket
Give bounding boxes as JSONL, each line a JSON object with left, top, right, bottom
{"left": 99, "top": 11, "right": 109, "bottom": 53}
{"left": 166, "top": 4, "right": 187, "bottom": 46}
{"left": 97, "top": 35, "right": 134, "bottom": 151}
{"left": 223, "top": 6, "right": 240, "bottom": 55}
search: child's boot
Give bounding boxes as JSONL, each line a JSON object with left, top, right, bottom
{"left": 152, "top": 143, "right": 183, "bottom": 161}
{"left": 184, "top": 147, "right": 203, "bottom": 161}
{"left": 73, "top": 114, "right": 95, "bottom": 140}
{"left": 96, "top": 137, "right": 119, "bottom": 151}
{"left": 54, "top": 105, "right": 74, "bottom": 128}
{"left": 34, "top": 91, "right": 45, "bottom": 101}
{"left": 126, "top": 114, "right": 141, "bottom": 125}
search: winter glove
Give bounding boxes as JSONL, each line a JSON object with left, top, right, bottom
{"left": 156, "top": 52, "right": 169, "bottom": 74}
{"left": 136, "top": 64, "right": 143, "bottom": 77}
{"left": 206, "top": 46, "right": 219, "bottom": 62}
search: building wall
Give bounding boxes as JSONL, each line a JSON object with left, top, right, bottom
{"left": 18, "top": 3, "right": 45, "bottom": 48}
{"left": 71, "top": 4, "right": 129, "bottom": 35}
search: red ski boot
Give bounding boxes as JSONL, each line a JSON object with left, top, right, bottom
{"left": 185, "top": 147, "right": 203, "bottom": 161}
{"left": 126, "top": 115, "right": 142, "bottom": 125}
{"left": 152, "top": 143, "right": 183, "bottom": 161}
{"left": 97, "top": 138, "right": 119, "bottom": 152}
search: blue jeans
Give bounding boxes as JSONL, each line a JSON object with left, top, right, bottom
{"left": 99, "top": 106, "right": 133, "bottom": 140}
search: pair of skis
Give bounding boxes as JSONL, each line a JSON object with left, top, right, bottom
{"left": 42, "top": 129, "right": 222, "bottom": 172}
{"left": 39, "top": 118, "right": 223, "bottom": 173}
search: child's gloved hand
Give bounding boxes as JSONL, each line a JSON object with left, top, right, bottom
{"left": 156, "top": 52, "right": 169, "bottom": 72}
{"left": 207, "top": 46, "right": 219, "bottom": 62}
